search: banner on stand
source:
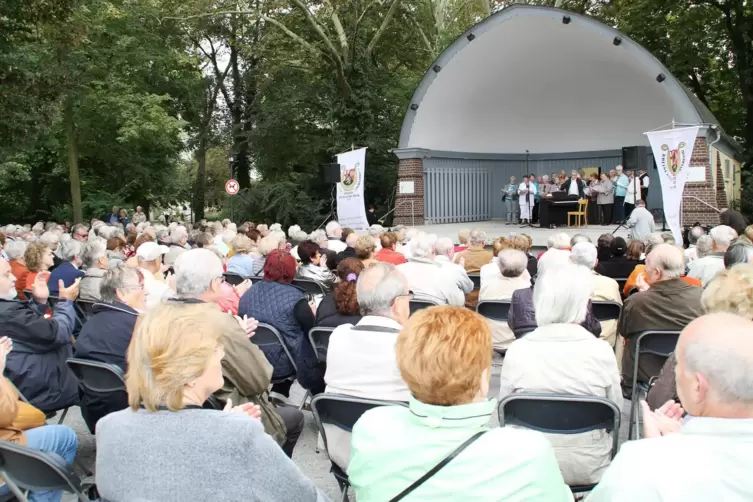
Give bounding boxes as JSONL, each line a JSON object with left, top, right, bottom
{"left": 336, "top": 148, "right": 370, "bottom": 231}
{"left": 644, "top": 126, "right": 700, "bottom": 244}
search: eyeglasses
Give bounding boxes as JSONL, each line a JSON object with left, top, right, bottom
{"left": 391, "top": 292, "right": 414, "bottom": 305}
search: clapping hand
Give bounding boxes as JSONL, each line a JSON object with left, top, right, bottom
{"left": 223, "top": 398, "right": 262, "bottom": 420}
{"left": 234, "top": 279, "right": 252, "bottom": 298}
{"left": 59, "top": 278, "right": 80, "bottom": 302}
{"left": 320, "top": 253, "right": 328, "bottom": 269}
{"left": 636, "top": 273, "right": 650, "bottom": 292}
{"left": 233, "top": 314, "right": 258, "bottom": 339}
{"left": 31, "top": 273, "right": 50, "bottom": 304}
{"left": 0, "top": 336, "right": 12, "bottom": 374}
{"left": 641, "top": 400, "right": 684, "bottom": 438}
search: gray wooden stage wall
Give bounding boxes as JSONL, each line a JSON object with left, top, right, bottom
{"left": 423, "top": 150, "right": 660, "bottom": 225}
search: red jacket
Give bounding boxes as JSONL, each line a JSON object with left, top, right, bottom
{"left": 375, "top": 248, "right": 407, "bottom": 266}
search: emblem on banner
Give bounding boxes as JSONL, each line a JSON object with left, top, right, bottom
{"left": 660, "top": 142, "right": 687, "bottom": 177}
{"left": 340, "top": 162, "right": 360, "bottom": 193}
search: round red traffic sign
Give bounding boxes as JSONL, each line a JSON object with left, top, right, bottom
{"left": 225, "top": 179, "right": 239, "bottom": 195}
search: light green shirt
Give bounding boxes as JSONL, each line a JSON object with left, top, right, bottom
{"left": 588, "top": 417, "right": 753, "bottom": 501}
{"left": 348, "top": 397, "right": 572, "bottom": 501}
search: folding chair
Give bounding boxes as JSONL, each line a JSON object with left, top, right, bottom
{"left": 311, "top": 394, "right": 408, "bottom": 502}
{"left": 66, "top": 358, "right": 126, "bottom": 394}
{"left": 498, "top": 393, "right": 621, "bottom": 493}
{"left": 409, "top": 299, "right": 438, "bottom": 316}
{"left": 203, "top": 395, "right": 224, "bottom": 410}
{"left": 22, "top": 289, "right": 33, "bottom": 301}
{"left": 292, "top": 278, "right": 327, "bottom": 296}
{"left": 615, "top": 278, "right": 629, "bottom": 295}
{"left": 590, "top": 301, "right": 622, "bottom": 322}
{"left": 46, "top": 295, "right": 65, "bottom": 309}
{"left": 627, "top": 331, "right": 680, "bottom": 440}
{"left": 309, "top": 327, "right": 335, "bottom": 364}
{"left": 222, "top": 272, "right": 246, "bottom": 286}
{"left": 468, "top": 274, "right": 481, "bottom": 290}
{"left": 249, "top": 276, "right": 264, "bottom": 284}
{"left": 476, "top": 300, "right": 512, "bottom": 322}
{"left": 251, "top": 324, "right": 310, "bottom": 410}
{"left": 0, "top": 440, "right": 95, "bottom": 501}
{"left": 74, "top": 300, "right": 97, "bottom": 321}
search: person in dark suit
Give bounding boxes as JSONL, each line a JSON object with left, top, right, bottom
{"left": 560, "top": 171, "right": 586, "bottom": 199}
{"left": 48, "top": 240, "right": 85, "bottom": 296}
{"left": 720, "top": 208, "right": 748, "bottom": 236}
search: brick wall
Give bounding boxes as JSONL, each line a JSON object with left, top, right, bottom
{"left": 394, "top": 158, "right": 425, "bottom": 226}
{"left": 682, "top": 137, "right": 725, "bottom": 227}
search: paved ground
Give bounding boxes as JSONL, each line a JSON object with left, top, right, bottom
{"left": 59, "top": 352, "right": 636, "bottom": 501}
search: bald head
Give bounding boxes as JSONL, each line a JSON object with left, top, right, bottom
{"left": 645, "top": 244, "right": 685, "bottom": 283}
{"left": 677, "top": 313, "right": 753, "bottom": 417}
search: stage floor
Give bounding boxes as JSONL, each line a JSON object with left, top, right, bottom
{"left": 415, "top": 220, "right": 629, "bottom": 248}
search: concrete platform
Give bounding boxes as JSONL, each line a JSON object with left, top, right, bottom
{"left": 415, "top": 220, "right": 629, "bottom": 248}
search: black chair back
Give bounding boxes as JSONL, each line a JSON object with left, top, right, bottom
{"left": 615, "top": 278, "right": 629, "bottom": 293}
{"left": 249, "top": 276, "right": 264, "bottom": 284}
{"left": 476, "top": 300, "right": 512, "bottom": 322}
{"left": 222, "top": 272, "right": 246, "bottom": 286}
{"left": 22, "top": 289, "right": 33, "bottom": 300}
{"left": 292, "top": 278, "right": 327, "bottom": 296}
{"left": 251, "top": 323, "right": 299, "bottom": 379}
{"left": 627, "top": 287, "right": 640, "bottom": 297}
{"left": 203, "top": 395, "right": 223, "bottom": 410}
{"left": 0, "top": 440, "right": 87, "bottom": 499}
{"left": 309, "top": 327, "right": 335, "bottom": 364}
{"left": 498, "top": 393, "right": 621, "bottom": 493}
{"left": 75, "top": 299, "right": 97, "bottom": 320}
{"left": 47, "top": 295, "right": 64, "bottom": 309}
{"left": 591, "top": 301, "right": 622, "bottom": 322}
{"left": 409, "top": 299, "right": 437, "bottom": 315}
{"left": 468, "top": 274, "right": 481, "bottom": 290}
{"left": 65, "top": 358, "right": 126, "bottom": 394}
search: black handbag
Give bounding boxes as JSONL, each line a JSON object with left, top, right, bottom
{"left": 388, "top": 431, "right": 486, "bottom": 501}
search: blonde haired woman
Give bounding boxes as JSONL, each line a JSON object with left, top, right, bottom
{"left": 355, "top": 235, "right": 378, "bottom": 267}
{"left": 348, "top": 306, "right": 571, "bottom": 501}
{"left": 226, "top": 234, "right": 256, "bottom": 277}
{"left": 95, "top": 302, "right": 327, "bottom": 502}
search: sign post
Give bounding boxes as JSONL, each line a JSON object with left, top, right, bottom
{"left": 225, "top": 178, "right": 239, "bottom": 222}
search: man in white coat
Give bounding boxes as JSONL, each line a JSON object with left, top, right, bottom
{"left": 518, "top": 176, "right": 538, "bottom": 223}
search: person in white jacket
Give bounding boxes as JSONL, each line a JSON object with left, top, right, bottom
{"left": 433, "top": 237, "right": 474, "bottom": 295}
{"left": 499, "top": 262, "right": 622, "bottom": 486}
{"left": 518, "top": 176, "right": 537, "bottom": 223}
{"left": 624, "top": 170, "right": 642, "bottom": 219}
{"left": 396, "top": 232, "right": 465, "bottom": 306}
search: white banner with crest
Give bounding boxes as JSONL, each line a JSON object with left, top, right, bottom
{"left": 644, "top": 126, "right": 700, "bottom": 244}
{"left": 336, "top": 148, "right": 370, "bottom": 231}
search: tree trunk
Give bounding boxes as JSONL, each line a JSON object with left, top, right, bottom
{"left": 64, "top": 94, "right": 83, "bottom": 223}
{"left": 193, "top": 135, "right": 207, "bottom": 221}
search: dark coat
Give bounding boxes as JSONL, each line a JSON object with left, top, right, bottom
{"left": 600, "top": 257, "right": 641, "bottom": 280}
{"left": 0, "top": 298, "right": 78, "bottom": 412}
{"left": 526, "top": 254, "right": 538, "bottom": 279}
{"left": 239, "top": 281, "right": 323, "bottom": 392}
{"left": 73, "top": 301, "right": 138, "bottom": 433}
{"left": 561, "top": 178, "right": 586, "bottom": 198}
{"left": 721, "top": 209, "right": 748, "bottom": 236}
{"left": 48, "top": 262, "right": 85, "bottom": 296}
{"left": 315, "top": 294, "right": 362, "bottom": 328}
{"left": 507, "top": 288, "right": 602, "bottom": 339}
{"left": 334, "top": 247, "right": 357, "bottom": 267}
{"left": 618, "top": 278, "right": 703, "bottom": 387}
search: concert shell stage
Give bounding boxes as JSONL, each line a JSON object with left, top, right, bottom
{"left": 392, "top": 5, "right": 742, "bottom": 228}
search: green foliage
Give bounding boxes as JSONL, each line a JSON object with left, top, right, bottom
{"left": 233, "top": 182, "right": 328, "bottom": 229}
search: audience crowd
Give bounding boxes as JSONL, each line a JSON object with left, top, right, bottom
{"left": 1, "top": 210, "right": 752, "bottom": 501}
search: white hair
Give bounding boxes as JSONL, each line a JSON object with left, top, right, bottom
{"left": 288, "top": 225, "right": 302, "bottom": 237}
{"left": 433, "top": 237, "right": 455, "bottom": 257}
{"left": 5, "top": 240, "right": 28, "bottom": 260}
{"left": 110, "top": 226, "right": 125, "bottom": 239}
{"left": 39, "top": 231, "right": 59, "bottom": 249}
{"left": 221, "top": 230, "right": 237, "bottom": 244}
{"left": 570, "top": 242, "right": 598, "bottom": 270}
{"left": 59, "top": 233, "right": 71, "bottom": 243}
{"left": 696, "top": 235, "right": 714, "bottom": 258}
{"left": 309, "top": 229, "right": 327, "bottom": 244}
{"left": 646, "top": 244, "right": 685, "bottom": 279}
{"left": 325, "top": 220, "right": 342, "bottom": 238}
{"left": 174, "top": 248, "right": 224, "bottom": 297}
{"left": 368, "top": 224, "right": 385, "bottom": 236}
{"left": 710, "top": 225, "right": 738, "bottom": 250}
{"left": 356, "top": 262, "right": 406, "bottom": 316}
{"left": 292, "top": 230, "right": 308, "bottom": 242}
{"left": 269, "top": 223, "right": 282, "bottom": 234}
{"left": 409, "top": 232, "right": 437, "bottom": 259}
{"left": 4, "top": 225, "right": 18, "bottom": 236}
{"left": 31, "top": 222, "right": 44, "bottom": 235}
{"left": 468, "top": 229, "right": 487, "bottom": 245}
{"left": 537, "top": 249, "right": 572, "bottom": 276}
{"left": 497, "top": 250, "right": 528, "bottom": 277}
{"left": 547, "top": 232, "right": 571, "bottom": 250}
{"left": 170, "top": 225, "right": 188, "bottom": 244}
{"left": 534, "top": 262, "right": 593, "bottom": 326}
{"left": 81, "top": 239, "right": 108, "bottom": 268}
{"left": 404, "top": 228, "right": 419, "bottom": 242}
{"left": 59, "top": 239, "right": 83, "bottom": 262}
{"left": 97, "top": 225, "right": 114, "bottom": 240}
{"left": 136, "top": 222, "right": 148, "bottom": 233}
{"left": 257, "top": 235, "right": 281, "bottom": 256}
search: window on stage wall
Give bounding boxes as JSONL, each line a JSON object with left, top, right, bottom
{"left": 725, "top": 159, "right": 731, "bottom": 179}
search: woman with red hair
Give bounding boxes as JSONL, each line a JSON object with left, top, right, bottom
{"left": 238, "top": 250, "right": 324, "bottom": 402}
